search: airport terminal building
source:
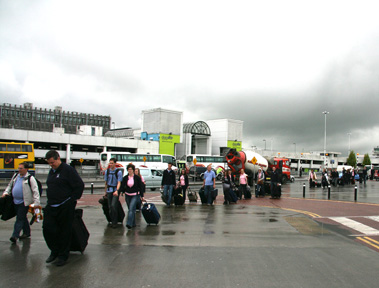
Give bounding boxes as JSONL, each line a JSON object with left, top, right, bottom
{"left": 1, "top": 102, "right": 377, "bottom": 173}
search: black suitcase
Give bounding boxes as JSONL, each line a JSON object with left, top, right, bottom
{"left": 187, "top": 187, "right": 198, "bottom": 202}
{"left": 161, "top": 190, "right": 169, "bottom": 205}
{"left": 98, "top": 196, "right": 125, "bottom": 223}
{"left": 244, "top": 186, "right": 252, "bottom": 199}
{"left": 212, "top": 188, "right": 218, "bottom": 202}
{"left": 70, "top": 209, "right": 90, "bottom": 253}
{"left": 199, "top": 187, "right": 207, "bottom": 204}
{"left": 142, "top": 202, "right": 160, "bottom": 225}
{"left": 173, "top": 187, "right": 185, "bottom": 206}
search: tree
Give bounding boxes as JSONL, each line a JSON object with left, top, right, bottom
{"left": 362, "top": 153, "right": 371, "bottom": 166}
{"left": 346, "top": 150, "right": 357, "bottom": 167}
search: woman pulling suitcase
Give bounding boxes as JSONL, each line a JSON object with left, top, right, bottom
{"left": 119, "top": 164, "right": 144, "bottom": 230}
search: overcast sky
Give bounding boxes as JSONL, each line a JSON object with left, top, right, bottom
{"left": 1, "top": 0, "right": 379, "bottom": 157}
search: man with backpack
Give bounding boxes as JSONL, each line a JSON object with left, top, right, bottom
{"left": 2, "top": 162, "right": 40, "bottom": 243}
{"left": 104, "top": 158, "right": 123, "bottom": 228}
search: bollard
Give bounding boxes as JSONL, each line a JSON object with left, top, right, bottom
{"left": 91, "top": 183, "right": 94, "bottom": 194}
{"left": 354, "top": 185, "right": 357, "bottom": 201}
{"left": 303, "top": 183, "right": 306, "bottom": 198}
{"left": 328, "top": 185, "right": 331, "bottom": 200}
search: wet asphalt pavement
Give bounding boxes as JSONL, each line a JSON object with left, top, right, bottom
{"left": 1, "top": 178, "right": 379, "bottom": 288}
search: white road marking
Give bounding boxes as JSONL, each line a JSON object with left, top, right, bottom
{"left": 365, "top": 216, "right": 379, "bottom": 222}
{"left": 329, "top": 217, "right": 379, "bottom": 236}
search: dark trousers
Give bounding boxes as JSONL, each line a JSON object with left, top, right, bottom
{"left": 107, "top": 192, "right": 119, "bottom": 225}
{"left": 12, "top": 203, "right": 30, "bottom": 238}
{"left": 43, "top": 200, "right": 76, "bottom": 261}
{"left": 181, "top": 186, "right": 187, "bottom": 201}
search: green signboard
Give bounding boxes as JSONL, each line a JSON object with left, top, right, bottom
{"left": 227, "top": 140, "right": 242, "bottom": 151}
{"left": 159, "top": 134, "right": 180, "bottom": 156}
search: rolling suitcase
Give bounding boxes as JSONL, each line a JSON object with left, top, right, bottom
{"left": 142, "top": 202, "right": 160, "bottom": 225}
{"left": 98, "top": 196, "right": 125, "bottom": 223}
{"left": 244, "top": 185, "right": 252, "bottom": 199}
{"left": 160, "top": 190, "right": 169, "bottom": 205}
{"left": 211, "top": 188, "right": 218, "bottom": 202}
{"left": 187, "top": 187, "right": 198, "bottom": 202}
{"left": 70, "top": 209, "right": 90, "bottom": 253}
{"left": 199, "top": 187, "right": 207, "bottom": 204}
{"left": 173, "top": 186, "right": 185, "bottom": 206}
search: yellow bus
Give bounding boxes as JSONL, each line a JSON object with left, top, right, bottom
{"left": 0, "top": 142, "right": 35, "bottom": 178}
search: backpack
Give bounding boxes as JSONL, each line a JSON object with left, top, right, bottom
{"left": 27, "top": 175, "right": 43, "bottom": 196}
{"left": 106, "top": 168, "right": 121, "bottom": 187}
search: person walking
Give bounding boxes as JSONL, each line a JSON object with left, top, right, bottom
{"left": 222, "top": 169, "right": 236, "bottom": 204}
{"left": 308, "top": 169, "right": 317, "bottom": 187}
{"left": 202, "top": 165, "right": 216, "bottom": 205}
{"left": 239, "top": 169, "right": 248, "bottom": 200}
{"left": 104, "top": 158, "right": 123, "bottom": 228}
{"left": 179, "top": 169, "right": 189, "bottom": 201}
{"left": 363, "top": 166, "right": 367, "bottom": 185}
{"left": 119, "top": 164, "right": 144, "bottom": 229}
{"left": 270, "top": 166, "right": 280, "bottom": 199}
{"left": 134, "top": 168, "right": 145, "bottom": 211}
{"left": 43, "top": 150, "right": 84, "bottom": 267}
{"left": 2, "top": 162, "right": 40, "bottom": 243}
{"left": 161, "top": 163, "right": 176, "bottom": 207}
{"left": 256, "top": 168, "right": 265, "bottom": 198}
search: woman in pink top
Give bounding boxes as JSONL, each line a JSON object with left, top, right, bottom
{"left": 239, "top": 169, "right": 248, "bottom": 200}
{"left": 179, "top": 169, "right": 189, "bottom": 201}
{"left": 119, "top": 164, "right": 144, "bottom": 229}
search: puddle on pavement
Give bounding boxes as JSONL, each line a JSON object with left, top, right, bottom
{"left": 269, "top": 218, "right": 278, "bottom": 222}
{"left": 162, "top": 230, "right": 176, "bottom": 236}
{"left": 204, "top": 230, "right": 215, "bottom": 234}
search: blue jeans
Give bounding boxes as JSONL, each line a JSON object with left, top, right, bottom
{"left": 204, "top": 185, "right": 213, "bottom": 204}
{"left": 12, "top": 203, "right": 30, "bottom": 238}
{"left": 163, "top": 185, "right": 174, "bottom": 205}
{"left": 107, "top": 192, "right": 119, "bottom": 225}
{"left": 125, "top": 195, "right": 139, "bottom": 227}
{"left": 256, "top": 184, "right": 263, "bottom": 197}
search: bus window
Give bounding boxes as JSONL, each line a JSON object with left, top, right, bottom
{"left": 7, "top": 144, "right": 21, "bottom": 152}
{"left": 21, "top": 145, "right": 33, "bottom": 152}
{"left": 0, "top": 144, "right": 6, "bottom": 151}
{"left": 162, "top": 155, "right": 172, "bottom": 163}
{"left": 101, "top": 154, "right": 108, "bottom": 161}
{"left": 153, "top": 155, "right": 161, "bottom": 162}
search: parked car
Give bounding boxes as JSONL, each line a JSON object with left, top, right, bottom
{"left": 189, "top": 166, "right": 217, "bottom": 181}
{"left": 139, "top": 167, "right": 163, "bottom": 191}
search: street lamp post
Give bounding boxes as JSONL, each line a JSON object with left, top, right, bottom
{"left": 347, "top": 133, "right": 351, "bottom": 154}
{"left": 293, "top": 143, "right": 296, "bottom": 154}
{"left": 322, "top": 111, "right": 329, "bottom": 168}
{"left": 263, "top": 139, "right": 266, "bottom": 150}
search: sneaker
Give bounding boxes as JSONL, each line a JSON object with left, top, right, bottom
{"left": 9, "top": 237, "right": 17, "bottom": 243}
{"left": 19, "top": 234, "right": 31, "bottom": 240}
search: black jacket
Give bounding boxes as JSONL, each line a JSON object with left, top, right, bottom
{"left": 161, "top": 169, "right": 176, "bottom": 186}
{"left": 119, "top": 174, "right": 144, "bottom": 197}
{"left": 271, "top": 170, "right": 280, "bottom": 183}
{"left": 46, "top": 162, "right": 84, "bottom": 206}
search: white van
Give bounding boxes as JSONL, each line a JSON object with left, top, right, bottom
{"left": 139, "top": 167, "right": 163, "bottom": 191}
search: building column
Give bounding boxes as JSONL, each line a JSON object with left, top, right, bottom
{"left": 297, "top": 159, "right": 301, "bottom": 176}
{"left": 66, "top": 144, "right": 71, "bottom": 164}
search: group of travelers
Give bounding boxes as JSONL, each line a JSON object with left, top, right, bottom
{"left": 308, "top": 166, "right": 368, "bottom": 188}
{"left": 221, "top": 167, "right": 281, "bottom": 204}
{"left": 2, "top": 150, "right": 84, "bottom": 267}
